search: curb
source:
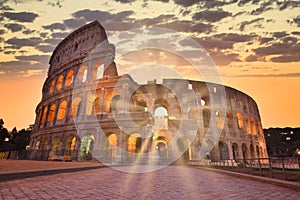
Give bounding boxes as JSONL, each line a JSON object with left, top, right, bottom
{"left": 0, "top": 165, "right": 107, "bottom": 182}
{"left": 192, "top": 166, "right": 300, "bottom": 191}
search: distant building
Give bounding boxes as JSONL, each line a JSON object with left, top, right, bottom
{"left": 29, "top": 21, "right": 268, "bottom": 163}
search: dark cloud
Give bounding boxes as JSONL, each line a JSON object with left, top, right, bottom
{"left": 4, "top": 50, "right": 16, "bottom": 55}
{"left": 272, "top": 31, "right": 288, "bottom": 38}
{"left": 0, "top": 29, "right": 6, "bottom": 35}
{"left": 258, "top": 37, "right": 273, "bottom": 44}
{"left": 3, "top": 11, "right": 39, "bottom": 22}
{"left": 44, "top": 38, "right": 62, "bottom": 46}
{"left": 244, "top": 54, "right": 265, "bottom": 62}
{"left": 198, "top": 0, "right": 238, "bottom": 9}
{"left": 0, "top": 60, "right": 46, "bottom": 77}
{"left": 63, "top": 18, "right": 86, "bottom": 29}
{"left": 35, "top": 45, "right": 55, "bottom": 53}
{"left": 4, "top": 23, "right": 25, "bottom": 32}
{"left": 157, "top": 20, "right": 213, "bottom": 33}
{"left": 173, "top": 0, "right": 198, "bottom": 7}
{"left": 192, "top": 23, "right": 214, "bottom": 33}
{"left": 239, "top": 18, "right": 264, "bottom": 31}
{"left": 250, "top": 1, "right": 274, "bottom": 15}
{"left": 51, "top": 32, "right": 69, "bottom": 39}
{"left": 15, "top": 55, "right": 49, "bottom": 63}
{"left": 237, "top": 0, "right": 259, "bottom": 7}
{"left": 226, "top": 72, "right": 300, "bottom": 78}
{"left": 209, "top": 51, "right": 241, "bottom": 66}
{"left": 293, "top": 16, "right": 300, "bottom": 27}
{"left": 192, "top": 10, "right": 231, "bottom": 22}
{"left": 277, "top": 0, "right": 300, "bottom": 11}
{"left": 114, "top": 0, "right": 135, "bottom": 3}
{"left": 291, "top": 31, "right": 300, "bottom": 36}
{"left": 270, "top": 55, "right": 300, "bottom": 63}
{"left": 282, "top": 36, "right": 297, "bottom": 44}
{"left": 22, "top": 29, "right": 35, "bottom": 35}
{"left": 214, "top": 33, "right": 256, "bottom": 42}
{"left": 6, "top": 37, "right": 42, "bottom": 49}
{"left": 142, "top": 14, "right": 176, "bottom": 26}
{"left": 39, "top": 32, "right": 48, "bottom": 38}
{"left": 195, "top": 38, "right": 234, "bottom": 50}
{"left": 43, "top": 22, "right": 66, "bottom": 31}
{"left": 47, "top": 0, "right": 63, "bottom": 8}
{"left": 72, "top": 9, "right": 133, "bottom": 22}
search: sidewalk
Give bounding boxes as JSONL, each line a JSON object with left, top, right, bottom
{"left": 0, "top": 160, "right": 106, "bottom": 182}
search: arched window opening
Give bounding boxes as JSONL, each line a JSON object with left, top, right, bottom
{"left": 57, "top": 100, "right": 67, "bottom": 121}
{"left": 110, "top": 95, "right": 120, "bottom": 113}
{"left": 49, "top": 80, "right": 55, "bottom": 93}
{"left": 78, "top": 66, "right": 88, "bottom": 83}
{"left": 128, "top": 134, "right": 142, "bottom": 153}
{"left": 202, "top": 109, "right": 211, "bottom": 128}
{"left": 215, "top": 110, "right": 224, "bottom": 129}
{"left": 236, "top": 113, "right": 243, "bottom": 129}
{"left": 219, "top": 142, "right": 229, "bottom": 160}
{"left": 86, "top": 95, "right": 99, "bottom": 115}
{"left": 107, "top": 133, "right": 117, "bottom": 161}
{"left": 232, "top": 143, "right": 238, "bottom": 160}
{"left": 56, "top": 75, "right": 64, "bottom": 90}
{"left": 65, "top": 70, "right": 74, "bottom": 87}
{"left": 96, "top": 64, "right": 104, "bottom": 79}
{"left": 80, "top": 135, "right": 94, "bottom": 160}
{"left": 47, "top": 104, "right": 56, "bottom": 122}
{"left": 136, "top": 100, "right": 147, "bottom": 112}
{"left": 251, "top": 118, "right": 257, "bottom": 135}
{"left": 245, "top": 116, "right": 251, "bottom": 134}
{"left": 154, "top": 136, "right": 168, "bottom": 159}
{"left": 34, "top": 140, "right": 40, "bottom": 150}
{"left": 227, "top": 111, "right": 233, "bottom": 127}
{"left": 41, "top": 106, "right": 48, "bottom": 124}
{"left": 153, "top": 106, "right": 168, "bottom": 131}
{"left": 50, "top": 137, "right": 60, "bottom": 157}
{"left": 70, "top": 97, "right": 81, "bottom": 118}
{"left": 250, "top": 144, "right": 255, "bottom": 158}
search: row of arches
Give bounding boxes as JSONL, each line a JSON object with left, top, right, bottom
{"left": 47, "top": 63, "right": 105, "bottom": 94}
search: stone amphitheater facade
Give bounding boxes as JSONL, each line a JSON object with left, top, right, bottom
{"left": 29, "top": 21, "right": 268, "bottom": 164}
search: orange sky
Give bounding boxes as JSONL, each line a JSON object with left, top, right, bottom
{"left": 0, "top": 0, "right": 299, "bottom": 130}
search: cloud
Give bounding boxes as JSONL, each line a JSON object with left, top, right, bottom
{"left": 270, "top": 55, "right": 300, "bottom": 63}
{"left": 209, "top": 51, "right": 241, "bottom": 66}
{"left": 278, "top": 0, "right": 300, "bottom": 11}
{"left": 291, "top": 31, "right": 300, "bottom": 35}
{"left": 114, "top": 0, "right": 135, "bottom": 3}
{"left": 239, "top": 18, "right": 264, "bottom": 31}
{"left": 0, "top": 29, "right": 6, "bottom": 35}
{"left": 293, "top": 16, "right": 300, "bottom": 27}
{"left": 173, "top": 0, "right": 198, "bottom": 7}
{"left": 226, "top": 72, "right": 300, "bottom": 78}
{"left": 15, "top": 55, "right": 49, "bottom": 63}
{"left": 250, "top": 1, "right": 274, "bottom": 15}
{"left": 257, "top": 37, "right": 273, "bottom": 44}
{"left": 35, "top": 45, "right": 55, "bottom": 53}
{"left": 22, "top": 29, "right": 35, "bottom": 35}
{"left": 51, "top": 32, "right": 69, "bottom": 39}
{"left": 4, "top": 23, "right": 26, "bottom": 32}
{"left": 2, "top": 11, "right": 39, "bottom": 22}
{"left": 6, "top": 37, "right": 42, "bottom": 49}
{"left": 63, "top": 18, "right": 87, "bottom": 29}
{"left": 157, "top": 21, "right": 213, "bottom": 33}
{"left": 72, "top": 9, "right": 133, "bottom": 22}
{"left": 192, "top": 10, "right": 231, "bottom": 22}
{"left": 43, "top": 22, "right": 66, "bottom": 31}
{"left": 272, "top": 31, "right": 288, "bottom": 38}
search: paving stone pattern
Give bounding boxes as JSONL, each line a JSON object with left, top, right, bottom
{"left": 0, "top": 166, "right": 299, "bottom": 200}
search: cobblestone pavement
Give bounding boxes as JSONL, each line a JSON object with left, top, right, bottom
{"left": 0, "top": 166, "right": 299, "bottom": 200}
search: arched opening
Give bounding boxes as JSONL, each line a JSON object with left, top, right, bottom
{"left": 41, "top": 138, "right": 49, "bottom": 160}
{"left": 251, "top": 118, "right": 257, "bottom": 135}
{"left": 95, "top": 63, "right": 104, "bottom": 79}
{"left": 232, "top": 143, "right": 238, "bottom": 160}
{"left": 188, "top": 106, "right": 198, "bottom": 120}
{"left": 236, "top": 113, "right": 243, "bottom": 129}
{"left": 154, "top": 136, "right": 168, "bottom": 159}
{"left": 34, "top": 140, "right": 40, "bottom": 150}
{"left": 219, "top": 142, "right": 229, "bottom": 160}
{"left": 153, "top": 106, "right": 168, "bottom": 131}
{"left": 256, "top": 145, "right": 260, "bottom": 158}
{"left": 107, "top": 133, "right": 117, "bottom": 161}
{"left": 47, "top": 104, "right": 56, "bottom": 123}
{"left": 86, "top": 94, "right": 99, "bottom": 115}
{"left": 136, "top": 100, "right": 147, "bottom": 112}
{"left": 202, "top": 109, "right": 211, "bottom": 128}
{"left": 40, "top": 106, "right": 48, "bottom": 125}
{"left": 80, "top": 135, "right": 94, "bottom": 160}
{"left": 48, "top": 80, "right": 55, "bottom": 93}
{"left": 78, "top": 66, "right": 88, "bottom": 83}
{"left": 215, "top": 110, "right": 224, "bottom": 129}
{"left": 56, "top": 75, "right": 64, "bottom": 90}
{"left": 50, "top": 137, "right": 60, "bottom": 157}
{"left": 70, "top": 97, "right": 81, "bottom": 118}
{"left": 242, "top": 143, "right": 247, "bottom": 160}
{"left": 65, "top": 70, "right": 74, "bottom": 87}
{"left": 57, "top": 100, "right": 67, "bottom": 121}
{"left": 245, "top": 116, "right": 251, "bottom": 134}
{"left": 227, "top": 111, "right": 233, "bottom": 127}
{"left": 128, "top": 133, "right": 142, "bottom": 161}
{"left": 110, "top": 95, "right": 120, "bottom": 113}
{"left": 177, "top": 137, "right": 190, "bottom": 162}
{"left": 250, "top": 144, "right": 255, "bottom": 158}
{"left": 65, "top": 135, "right": 76, "bottom": 156}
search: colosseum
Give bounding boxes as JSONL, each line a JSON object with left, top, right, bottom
{"left": 29, "top": 20, "right": 268, "bottom": 165}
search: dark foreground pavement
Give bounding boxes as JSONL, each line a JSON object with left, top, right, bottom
{"left": 1, "top": 164, "right": 300, "bottom": 200}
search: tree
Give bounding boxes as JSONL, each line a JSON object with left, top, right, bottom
{"left": 0, "top": 119, "right": 9, "bottom": 145}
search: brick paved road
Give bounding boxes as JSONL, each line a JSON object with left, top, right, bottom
{"left": 0, "top": 166, "right": 299, "bottom": 200}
